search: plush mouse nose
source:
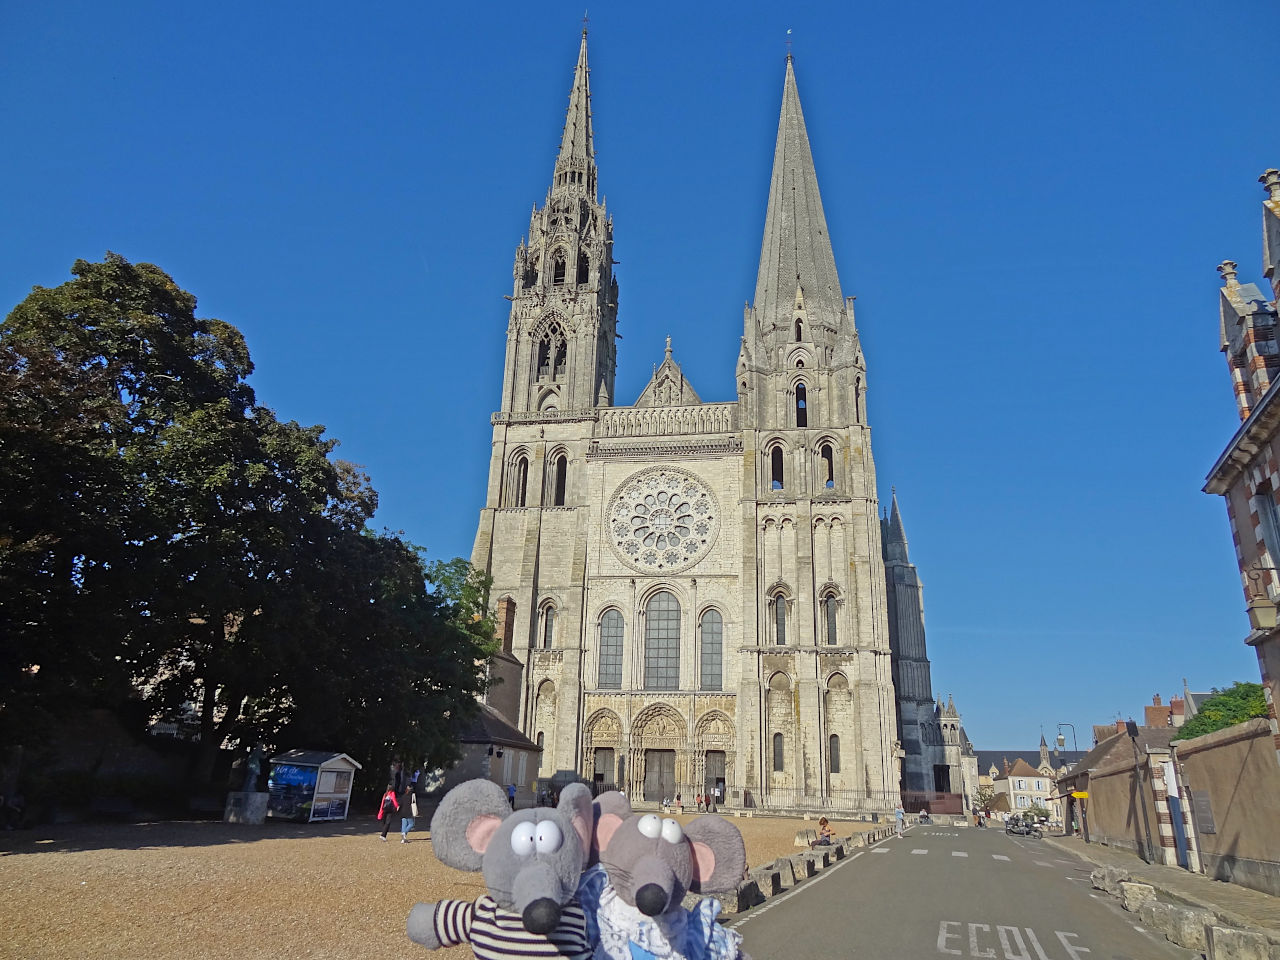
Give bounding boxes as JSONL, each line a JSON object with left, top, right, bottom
{"left": 523, "top": 898, "right": 562, "bottom": 934}
{"left": 635, "top": 883, "right": 669, "bottom": 917}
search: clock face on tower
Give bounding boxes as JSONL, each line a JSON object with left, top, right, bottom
{"left": 606, "top": 466, "right": 719, "bottom": 574}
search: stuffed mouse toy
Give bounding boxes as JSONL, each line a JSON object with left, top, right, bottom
{"left": 407, "top": 779, "right": 595, "bottom": 960}
{"left": 578, "top": 791, "right": 749, "bottom": 960}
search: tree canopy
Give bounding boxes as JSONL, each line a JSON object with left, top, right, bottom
{"left": 1, "top": 253, "right": 491, "bottom": 783}
{"left": 1172, "top": 681, "right": 1268, "bottom": 741}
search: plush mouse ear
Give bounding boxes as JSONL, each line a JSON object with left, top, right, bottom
{"left": 429, "top": 779, "right": 511, "bottom": 872}
{"left": 557, "top": 783, "right": 594, "bottom": 867}
{"left": 684, "top": 815, "right": 747, "bottom": 894}
{"left": 590, "top": 790, "right": 632, "bottom": 864}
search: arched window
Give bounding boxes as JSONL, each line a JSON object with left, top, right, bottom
{"left": 542, "top": 606, "right": 556, "bottom": 649}
{"left": 577, "top": 251, "right": 590, "bottom": 285}
{"left": 537, "top": 338, "right": 552, "bottom": 379}
{"left": 553, "top": 340, "right": 567, "bottom": 379}
{"left": 598, "top": 610, "right": 623, "bottom": 689}
{"left": 643, "top": 591, "right": 680, "bottom": 690}
{"left": 795, "top": 318, "right": 803, "bottom": 342}
{"left": 552, "top": 253, "right": 566, "bottom": 285}
{"left": 537, "top": 732, "right": 544, "bottom": 751}
{"left": 699, "top": 610, "right": 723, "bottom": 691}
{"left": 821, "top": 444, "right": 835, "bottom": 488}
{"left": 795, "top": 382, "right": 808, "bottom": 428}
{"left": 824, "top": 596, "right": 838, "bottom": 646}
{"left": 771, "top": 447, "right": 784, "bottom": 490}
{"left": 854, "top": 376, "right": 863, "bottom": 423}
{"left": 829, "top": 734, "right": 841, "bottom": 774}
{"left": 773, "top": 595, "right": 787, "bottom": 645}
{"left": 773, "top": 732, "right": 785, "bottom": 772}
{"left": 551, "top": 454, "right": 567, "bottom": 506}
{"left": 523, "top": 260, "right": 539, "bottom": 288}
{"left": 511, "top": 454, "right": 529, "bottom": 507}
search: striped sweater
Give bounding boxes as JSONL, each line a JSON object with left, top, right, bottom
{"left": 429, "top": 895, "right": 591, "bottom": 960}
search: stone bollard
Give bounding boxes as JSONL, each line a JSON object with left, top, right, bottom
{"left": 1167, "top": 908, "right": 1217, "bottom": 953}
{"left": 1118, "top": 882, "right": 1156, "bottom": 913}
{"left": 788, "top": 853, "right": 816, "bottom": 879}
{"left": 773, "top": 856, "right": 798, "bottom": 890}
{"left": 750, "top": 865, "right": 782, "bottom": 897}
{"left": 806, "top": 849, "right": 830, "bottom": 870}
{"left": 1205, "top": 925, "right": 1271, "bottom": 960}
{"left": 1089, "top": 867, "right": 1107, "bottom": 891}
{"left": 794, "top": 829, "right": 817, "bottom": 848}
{"left": 1103, "top": 864, "right": 1131, "bottom": 896}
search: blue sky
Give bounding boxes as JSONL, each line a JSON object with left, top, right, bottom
{"left": 3, "top": 1, "right": 1277, "bottom": 750}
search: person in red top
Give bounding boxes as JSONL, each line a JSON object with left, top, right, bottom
{"left": 377, "top": 782, "right": 400, "bottom": 841}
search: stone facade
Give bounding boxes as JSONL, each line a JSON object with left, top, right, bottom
{"left": 469, "top": 35, "right": 958, "bottom": 814}
{"left": 1203, "top": 168, "right": 1280, "bottom": 775}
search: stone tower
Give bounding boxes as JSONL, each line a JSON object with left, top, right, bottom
{"left": 882, "top": 492, "right": 965, "bottom": 801}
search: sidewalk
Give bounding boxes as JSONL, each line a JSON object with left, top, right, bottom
{"left": 1046, "top": 833, "right": 1280, "bottom": 940}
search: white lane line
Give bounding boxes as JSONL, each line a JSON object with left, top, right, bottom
{"left": 727, "top": 833, "right": 889, "bottom": 930}
{"left": 871, "top": 847, "right": 890, "bottom": 854}
{"left": 1034, "top": 860, "right": 1054, "bottom": 867}
{"left": 992, "top": 854, "right": 1010, "bottom": 861}
{"left": 1133, "top": 925, "right": 1146, "bottom": 933}
{"left": 1066, "top": 876, "right": 1089, "bottom": 882}
{"left": 951, "top": 851, "right": 968, "bottom": 857}
{"left": 911, "top": 849, "right": 927, "bottom": 855}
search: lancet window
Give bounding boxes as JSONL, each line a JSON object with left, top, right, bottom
{"left": 796, "top": 382, "right": 808, "bottom": 428}
{"left": 643, "top": 591, "right": 680, "bottom": 690}
{"left": 598, "top": 610, "right": 623, "bottom": 689}
{"left": 699, "top": 610, "right": 723, "bottom": 691}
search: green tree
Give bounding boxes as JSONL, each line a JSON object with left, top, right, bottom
{"left": 1, "top": 254, "right": 491, "bottom": 784}
{"left": 1172, "top": 682, "right": 1268, "bottom": 741}
{"left": 975, "top": 786, "right": 997, "bottom": 812}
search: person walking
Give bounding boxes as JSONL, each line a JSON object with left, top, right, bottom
{"left": 506, "top": 783, "right": 516, "bottom": 808}
{"left": 400, "top": 780, "right": 419, "bottom": 843}
{"left": 378, "top": 782, "right": 400, "bottom": 841}
{"left": 894, "top": 803, "right": 906, "bottom": 839}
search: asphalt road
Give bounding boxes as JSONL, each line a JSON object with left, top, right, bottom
{"left": 733, "top": 824, "right": 1198, "bottom": 960}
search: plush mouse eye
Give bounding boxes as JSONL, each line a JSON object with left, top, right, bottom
{"left": 535, "top": 820, "right": 563, "bottom": 853}
{"left": 510, "top": 821, "right": 537, "bottom": 856}
{"left": 637, "top": 814, "right": 662, "bottom": 838}
{"left": 661, "top": 819, "right": 684, "bottom": 843}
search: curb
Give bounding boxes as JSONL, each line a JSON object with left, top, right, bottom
{"left": 1044, "top": 836, "right": 1280, "bottom": 945}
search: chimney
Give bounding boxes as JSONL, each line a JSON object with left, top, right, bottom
{"left": 1152, "top": 694, "right": 1162, "bottom": 706}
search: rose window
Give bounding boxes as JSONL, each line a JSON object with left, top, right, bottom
{"left": 606, "top": 467, "right": 719, "bottom": 573}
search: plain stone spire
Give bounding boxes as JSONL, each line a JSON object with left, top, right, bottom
{"left": 552, "top": 30, "right": 597, "bottom": 200}
{"left": 752, "top": 56, "right": 845, "bottom": 335}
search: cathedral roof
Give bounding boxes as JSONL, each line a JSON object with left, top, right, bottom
{"left": 634, "top": 337, "right": 703, "bottom": 407}
{"left": 752, "top": 56, "right": 845, "bottom": 335}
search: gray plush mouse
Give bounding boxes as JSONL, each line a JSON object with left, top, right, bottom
{"left": 578, "top": 791, "right": 748, "bottom": 960}
{"left": 407, "top": 779, "right": 594, "bottom": 960}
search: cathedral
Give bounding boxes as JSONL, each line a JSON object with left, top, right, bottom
{"left": 470, "top": 32, "right": 967, "bottom": 814}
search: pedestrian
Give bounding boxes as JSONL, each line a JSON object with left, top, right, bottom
{"left": 506, "top": 783, "right": 516, "bottom": 808}
{"left": 894, "top": 803, "right": 905, "bottom": 839}
{"left": 400, "top": 779, "right": 419, "bottom": 843}
{"left": 675, "top": 793, "right": 682, "bottom": 815}
{"left": 811, "top": 816, "right": 834, "bottom": 848}
{"left": 378, "top": 782, "right": 400, "bottom": 841}
{"left": 695, "top": 793, "right": 704, "bottom": 813}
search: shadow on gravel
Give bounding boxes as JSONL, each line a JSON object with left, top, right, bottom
{"left": 0, "top": 815, "right": 408, "bottom": 856}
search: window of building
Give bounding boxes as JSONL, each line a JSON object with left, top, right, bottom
{"left": 700, "top": 610, "right": 723, "bottom": 691}
{"left": 1035, "top": 780, "right": 1043, "bottom": 792}
{"left": 542, "top": 606, "right": 555, "bottom": 649}
{"left": 824, "top": 596, "right": 838, "bottom": 645}
{"left": 1253, "top": 485, "right": 1280, "bottom": 571}
{"left": 829, "top": 734, "right": 841, "bottom": 774}
{"left": 512, "top": 454, "right": 529, "bottom": 507}
{"left": 795, "top": 382, "right": 808, "bottom": 427}
{"left": 773, "top": 595, "right": 786, "bottom": 645}
{"left": 795, "top": 318, "right": 803, "bottom": 342}
{"left": 552, "top": 253, "right": 566, "bottom": 285}
{"left": 643, "top": 591, "right": 680, "bottom": 690}
{"left": 1017, "top": 796, "right": 1029, "bottom": 809}
{"left": 1016, "top": 778, "right": 1025, "bottom": 791}
{"left": 773, "top": 732, "right": 784, "bottom": 772}
{"left": 536, "top": 732, "right": 544, "bottom": 751}
{"left": 537, "top": 337, "right": 552, "bottom": 379}
{"left": 598, "top": 610, "right": 623, "bottom": 689}
{"left": 821, "top": 444, "right": 835, "bottom": 488}
{"left": 551, "top": 454, "right": 567, "bottom": 506}
{"left": 854, "top": 377, "right": 863, "bottom": 423}
{"left": 577, "top": 251, "right": 590, "bottom": 284}
{"left": 771, "top": 446, "right": 784, "bottom": 490}
{"left": 553, "top": 340, "right": 566, "bottom": 379}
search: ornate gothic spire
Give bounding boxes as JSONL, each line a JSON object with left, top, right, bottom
{"left": 751, "top": 56, "right": 844, "bottom": 336}
{"left": 884, "top": 489, "right": 909, "bottom": 563}
{"left": 551, "top": 30, "right": 597, "bottom": 200}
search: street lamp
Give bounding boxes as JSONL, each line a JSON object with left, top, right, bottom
{"left": 1245, "top": 559, "right": 1280, "bottom": 630}
{"left": 1055, "top": 722, "right": 1078, "bottom": 754}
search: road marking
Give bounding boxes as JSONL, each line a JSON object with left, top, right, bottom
{"left": 1066, "top": 876, "right": 1088, "bottom": 882}
{"left": 952, "top": 851, "right": 968, "bottom": 857}
{"left": 727, "top": 831, "right": 888, "bottom": 930}
{"left": 872, "top": 847, "right": 890, "bottom": 853}
{"left": 912, "top": 848, "right": 928, "bottom": 854}
{"left": 1034, "top": 860, "right": 1053, "bottom": 867}
{"left": 1132, "top": 925, "right": 1145, "bottom": 933}
{"left": 937, "top": 922, "right": 1091, "bottom": 958}
{"left": 991, "top": 854, "right": 1010, "bottom": 861}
